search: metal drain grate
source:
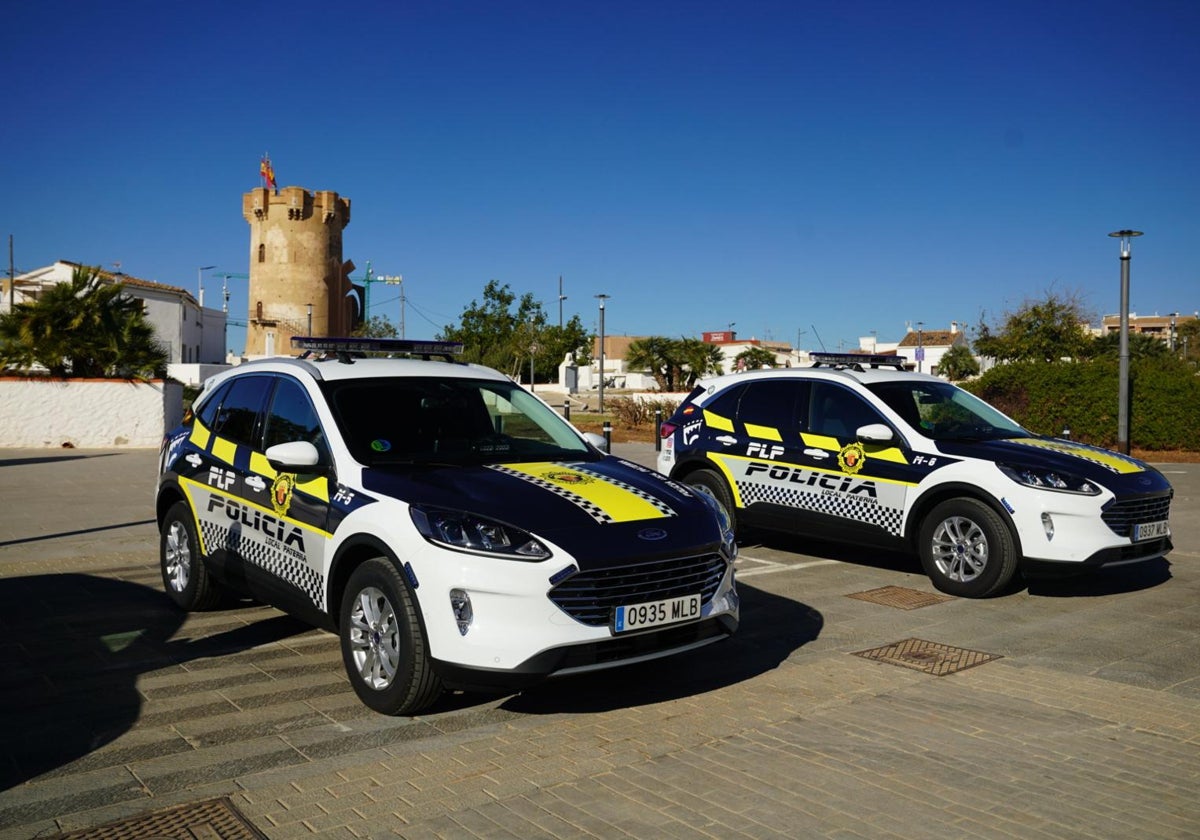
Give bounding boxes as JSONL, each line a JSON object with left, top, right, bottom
{"left": 853, "top": 638, "right": 1001, "bottom": 676}
{"left": 47, "top": 797, "right": 267, "bottom": 840}
{"left": 846, "top": 585, "right": 955, "bottom": 610}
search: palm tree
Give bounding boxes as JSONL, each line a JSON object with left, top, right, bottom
{"left": 0, "top": 265, "right": 167, "bottom": 378}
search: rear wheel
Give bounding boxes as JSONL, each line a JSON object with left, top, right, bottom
{"left": 683, "top": 469, "right": 736, "bottom": 527}
{"left": 160, "top": 501, "right": 223, "bottom": 610}
{"left": 918, "top": 498, "right": 1018, "bottom": 598}
{"left": 339, "top": 558, "right": 443, "bottom": 715}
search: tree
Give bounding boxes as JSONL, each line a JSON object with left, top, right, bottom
{"left": 937, "top": 343, "right": 980, "bottom": 381}
{"left": 1084, "top": 330, "right": 1170, "bottom": 360}
{"left": 0, "top": 265, "right": 167, "bottom": 378}
{"left": 974, "top": 291, "right": 1093, "bottom": 363}
{"left": 1175, "top": 318, "right": 1200, "bottom": 364}
{"left": 734, "top": 346, "right": 778, "bottom": 370}
{"left": 625, "top": 337, "right": 724, "bottom": 391}
{"left": 352, "top": 315, "right": 399, "bottom": 338}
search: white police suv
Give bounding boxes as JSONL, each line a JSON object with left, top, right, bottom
{"left": 657, "top": 353, "right": 1173, "bottom": 598}
{"left": 156, "top": 338, "right": 738, "bottom": 715}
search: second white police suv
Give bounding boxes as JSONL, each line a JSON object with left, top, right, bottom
{"left": 156, "top": 337, "right": 738, "bottom": 715}
{"left": 657, "top": 352, "right": 1173, "bottom": 598}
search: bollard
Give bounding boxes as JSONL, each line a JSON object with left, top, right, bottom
{"left": 1061, "top": 427, "right": 1071, "bottom": 440}
{"left": 563, "top": 399, "right": 570, "bottom": 422}
{"left": 654, "top": 408, "right": 662, "bottom": 451}
{"left": 603, "top": 421, "right": 612, "bottom": 451}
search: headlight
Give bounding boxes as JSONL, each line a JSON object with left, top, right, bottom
{"left": 409, "top": 506, "right": 551, "bottom": 560}
{"left": 997, "top": 463, "right": 1101, "bottom": 495}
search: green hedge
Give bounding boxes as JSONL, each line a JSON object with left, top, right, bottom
{"left": 963, "top": 358, "right": 1200, "bottom": 451}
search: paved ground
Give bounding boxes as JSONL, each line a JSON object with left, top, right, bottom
{"left": 1, "top": 446, "right": 1198, "bottom": 839}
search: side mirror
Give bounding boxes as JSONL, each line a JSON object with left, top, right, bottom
{"left": 265, "top": 440, "right": 323, "bottom": 472}
{"left": 584, "top": 432, "right": 610, "bottom": 453}
{"left": 857, "top": 423, "right": 894, "bottom": 443}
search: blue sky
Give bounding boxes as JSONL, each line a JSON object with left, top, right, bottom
{"left": 4, "top": 0, "right": 1197, "bottom": 356}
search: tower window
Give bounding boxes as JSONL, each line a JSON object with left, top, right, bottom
{"left": 258, "top": 243, "right": 265, "bottom": 263}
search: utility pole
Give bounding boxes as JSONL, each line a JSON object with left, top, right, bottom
{"left": 8, "top": 235, "right": 13, "bottom": 311}
{"left": 595, "top": 294, "right": 610, "bottom": 413}
{"left": 558, "top": 276, "right": 567, "bottom": 328}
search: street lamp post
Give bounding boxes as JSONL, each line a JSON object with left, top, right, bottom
{"left": 916, "top": 321, "right": 925, "bottom": 372}
{"left": 197, "top": 265, "right": 216, "bottom": 308}
{"left": 558, "top": 276, "right": 567, "bottom": 329}
{"left": 307, "top": 303, "right": 313, "bottom": 336}
{"left": 1108, "top": 230, "right": 1143, "bottom": 456}
{"left": 595, "top": 294, "right": 610, "bottom": 413}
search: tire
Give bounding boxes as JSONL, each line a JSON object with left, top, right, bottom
{"left": 160, "top": 501, "right": 223, "bottom": 610}
{"left": 339, "top": 558, "right": 443, "bottom": 715}
{"left": 918, "top": 498, "right": 1019, "bottom": 598}
{"left": 684, "top": 469, "right": 736, "bottom": 528}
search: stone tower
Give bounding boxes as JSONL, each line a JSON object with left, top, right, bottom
{"left": 242, "top": 186, "right": 354, "bottom": 357}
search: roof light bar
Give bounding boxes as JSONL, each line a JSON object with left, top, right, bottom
{"left": 291, "top": 336, "right": 464, "bottom": 362}
{"left": 810, "top": 352, "right": 907, "bottom": 370}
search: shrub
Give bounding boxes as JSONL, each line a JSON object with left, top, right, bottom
{"left": 606, "top": 396, "right": 680, "bottom": 427}
{"left": 963, "top": 357, "right": 1200, "bottom": 451}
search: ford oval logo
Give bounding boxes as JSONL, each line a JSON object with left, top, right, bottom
{"left": 638, "top": 527, "right": 668, "bottom": 541}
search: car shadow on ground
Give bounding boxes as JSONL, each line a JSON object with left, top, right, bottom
{"left": 0, "top": 573, "right": 310, "bottom": 791}
{"left": 1025, "top": 557, "right": 1173, "bottom": 598}
{"left": 500, "top": 582, "right": 823, "bottom": 715}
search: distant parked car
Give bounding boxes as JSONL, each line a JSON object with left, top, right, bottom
{"left": 657, "top": 352, "right": 1173, "bottom": 598}
{"left": 156, "top": 337, "right": 738, "bottom": 714}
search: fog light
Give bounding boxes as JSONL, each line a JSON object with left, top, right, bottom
{"left": 1041, "top": 512, "right": 1055, "bottom": 541}
{"left": 449, "top": 588, "right": 473, "bottom": 636}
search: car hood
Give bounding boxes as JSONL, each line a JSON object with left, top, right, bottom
{"left": 934, "top": 436, "right": 1173, "bottom": 494}
{"left": 358, "top": 456, "right": 722, "bottom": 567}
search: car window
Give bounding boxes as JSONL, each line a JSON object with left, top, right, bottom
{"left": 703, "top": 383, "right": 745, "bottom": 418}
{"left": 867, "top": 380, "right": 1026, "bottom": 441}
{"left": 211, "top": 375, "right": 273, "bottom": 448}
{"left": 264, "top": 377, "right": 328, "bottom": 459}
{"left": 736, "top": 380, "right": 806, "bottom": 431}
{"left": 808, "top": 382, "right": 883, "bottom": 439}
{"left": 193, "top": 381, "right": 231, "bottom": 430}
{"left": 326, "top": 377, "right": 592, "bottom": 464}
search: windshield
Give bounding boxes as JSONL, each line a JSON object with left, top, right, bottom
{"left": 324, "top": 377, "right": 595, "bottom": 465}
{"left": 866, "top": 380, "right": 1028, "bottom": 442}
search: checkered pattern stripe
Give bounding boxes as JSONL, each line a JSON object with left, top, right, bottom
{"left": 199, "top": 519, "right": 325, "bottom": 608}
{"left": 487, "top": 465, "right": 614, "bottom": 524}
{"left": 738, "top": 480, "right": 903, "bottom": 536}
{"left": 571, "top": 467, "right": 678, "bottom": 518}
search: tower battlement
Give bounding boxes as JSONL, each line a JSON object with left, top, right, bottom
{"left": 242, "top": 186, "right": 354, "bottom": 357}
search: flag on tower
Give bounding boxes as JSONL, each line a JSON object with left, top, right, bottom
{"left": 260, "top": 154, "right": 277, "bottom": 191}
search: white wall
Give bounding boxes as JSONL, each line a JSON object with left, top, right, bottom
{"left": 0, "top": 379, "right": 183, "bottom": 447}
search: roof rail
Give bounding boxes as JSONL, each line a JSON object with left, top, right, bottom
{"left": 809, "top": 352, "right": 907, "bottom": 371}
{"left": 291, "top": 336, "right": 464, "bottom": 364}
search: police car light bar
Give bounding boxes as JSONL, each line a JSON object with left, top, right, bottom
{"left": 810, "top": 352, "right": 907, "bottom": 370}
{"left": 292, "top": 336, "right": 464, "bottom": 362}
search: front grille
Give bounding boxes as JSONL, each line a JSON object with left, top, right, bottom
{"left": 549, "top": 553, "right": 728, "bottom": 627}
{"left": 1101, "top": 494, "right": 1172, "bottom": 537}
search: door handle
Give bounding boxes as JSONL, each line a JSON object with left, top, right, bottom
{"left": 804, "top": 448, "right": 830, "bottom": 459}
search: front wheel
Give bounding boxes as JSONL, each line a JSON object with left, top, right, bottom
{"left": 918, "top": 498, "right": 1019, "bottom": 598}
{"left": 339, "top": 558, "right": 443, "bottom": 715}
{"left": 160, "top": 501, "right": 223, "bottom": 610}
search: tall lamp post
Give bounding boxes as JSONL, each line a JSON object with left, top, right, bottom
{"left": 916, "top": 321, "right": 925, "bottom": 372}
{"left": 595, "top": 294, "right": 610, "bottom": 413}
{"left": 197, "top": 265, "right": 216, "bottom": 308}
{"left": 1108, "top": 230, "right": 1143, "bottom": 455}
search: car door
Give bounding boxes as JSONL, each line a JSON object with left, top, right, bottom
{"left": 793, "top": 381, "right": 918, "bottom": 545}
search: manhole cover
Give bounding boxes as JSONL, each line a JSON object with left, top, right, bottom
{"left": 853, "top": 638, "right": 1001, "bottom": 676}
{"left": 46, "top": 797, "right": 266, "bottom": 840}
{"left": 846, "top": 585, "right": 955, "bottom": 609}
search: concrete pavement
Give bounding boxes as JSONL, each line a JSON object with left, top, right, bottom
{"left": 1, "top": 446, "right": 1198, "bottom": 839}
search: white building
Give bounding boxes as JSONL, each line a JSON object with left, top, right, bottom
{"left": 2, "top": 260, "right": 229, "bottom": 384}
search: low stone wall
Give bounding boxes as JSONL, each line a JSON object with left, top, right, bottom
{"left": 0, "top": 378, "right": 183, "bottom": 448}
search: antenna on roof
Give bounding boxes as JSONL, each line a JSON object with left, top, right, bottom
{"left": 811, "top": 324, "right": 827, "bottom": 352}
